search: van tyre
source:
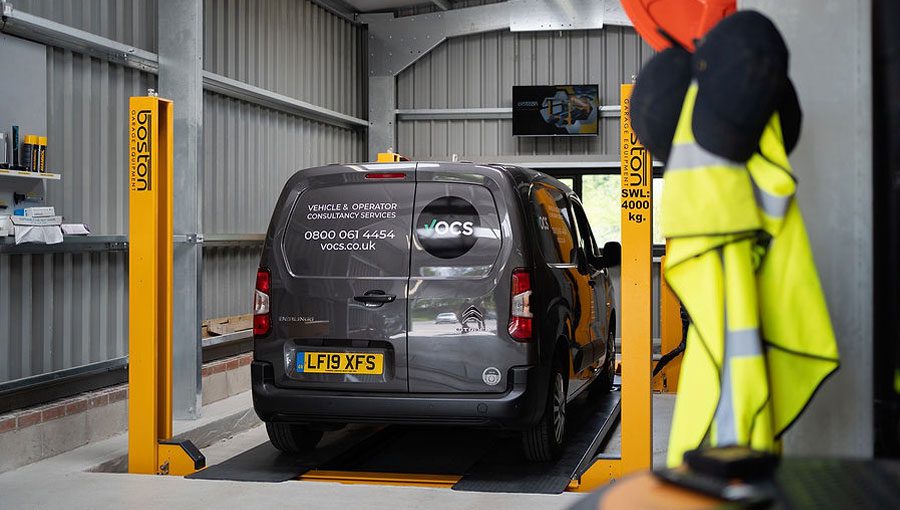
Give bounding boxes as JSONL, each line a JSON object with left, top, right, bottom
{"left": 522, "top": 363, "right": 567, "bottom": 462}
{"left": 266, "top": 422, "right": 323, "bottom": 454}
{"left": 591, "top": 328, "right": 617, "bottom": 396}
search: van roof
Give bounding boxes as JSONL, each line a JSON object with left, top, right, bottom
{"left": 321, "top": 161, "right": 573, "bottom": 194}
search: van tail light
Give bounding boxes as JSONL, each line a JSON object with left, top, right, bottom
{"left": 254, "top": 268, "right": 271, "bottom": 336}
{"left": 508, "top": 268, "right": 533, "bottom": 341}
{"left": 365, "top": 172, "right": 406, "bottom": 179}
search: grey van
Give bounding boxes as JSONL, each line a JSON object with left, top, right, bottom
{"left": 252, "top": 162, "right": 620, "bottom": 461}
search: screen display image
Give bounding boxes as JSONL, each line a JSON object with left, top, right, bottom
{"left": 512, "top": 84, "right": 600, "bottom": 136}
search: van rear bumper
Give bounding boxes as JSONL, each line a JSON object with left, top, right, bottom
{"left": 251, "top": 361, "right": 547, "bottom": 429}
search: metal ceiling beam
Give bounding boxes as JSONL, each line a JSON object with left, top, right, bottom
{"left": 510, "top": 0, "right": 607, "bottom": 32}
{"left": 360, "top": 3, "right": 511, "bottom": 76}
{"left": 361, "top": 0, "right": 631, "bottom": 76}
{"left": 310, "top": 0, "right": 359, "bottom": 24}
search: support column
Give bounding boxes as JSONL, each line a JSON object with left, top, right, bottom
{"left": 740, "top": 0, "right": 873, "bottom": 458}
{"left": 368, "top": 75, "right": 396, "bottom": 159}
{"left": 158, "top": 0, "right": 203, "bottom": 419}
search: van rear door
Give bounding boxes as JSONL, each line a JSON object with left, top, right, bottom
{"left": 407, "top": 163, "right": 523, "bottom": 393}
{"left": 274, "top": 164, "right": 415, "bottom": 392}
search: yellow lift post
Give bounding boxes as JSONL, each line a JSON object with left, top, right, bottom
{"left": 653, "top": 253, "right": 683, "bottom": 393}
{"left": 572, "top": 83, "right": 653, "bottom": 490}
{"left": 128, "top": 95, "right": 205, "bottom": 476}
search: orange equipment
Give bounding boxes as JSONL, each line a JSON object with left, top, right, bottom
{"left": 621, "top": 0, "right": 736, "bottom": 51}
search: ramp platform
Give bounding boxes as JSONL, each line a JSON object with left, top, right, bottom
{"left": 189, "top": 389, "right": 621, "bottom": 494}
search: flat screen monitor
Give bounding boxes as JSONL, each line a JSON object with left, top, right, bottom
{"left": 512, "top": 84, "right": 600, "bottom": 136}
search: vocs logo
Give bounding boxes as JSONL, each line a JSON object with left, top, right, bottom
{"left": 417, "top": 196, "right": 480, "bottom": 259}
{"left": 422, "top": 218, "right": 475, "bottom": 236}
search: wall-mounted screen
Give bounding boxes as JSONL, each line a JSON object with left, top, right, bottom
{"left": 512, "top": 84, "right": 600, "bottom": 136}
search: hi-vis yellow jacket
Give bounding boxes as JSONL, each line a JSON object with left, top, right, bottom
{"left": 663, "top": 84, "right": 840, "bottom": 467}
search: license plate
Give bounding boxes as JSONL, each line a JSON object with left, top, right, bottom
{"left": 296, "top": 351, "right": 384, "bottom": 375}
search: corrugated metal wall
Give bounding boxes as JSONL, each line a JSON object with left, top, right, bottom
{"left": 44, "top": 51, "right": 157, "bottom": 234}
{"left": 200, "top": 0, "right": 366, "bottom": 319}
{"left": 2, "top": 0, "right": 366, "bottom": 385}
{"left": 201, "top": 246, "right": 261, "bottom": 320}
{"left": 1, "top": 3, "right": 155, "bottom": 385}
{"left": 396, "top": 26, "right": 653, "bottom": 159}
{"left": 203, "top": 0, "right": 365, "bottom": 118}
{"left": 14, "top": 0, "right": 158, "bottom": 51}
{"left": 202, "top": 93, "right": 364, "bottom": 235}
{"left": 0, "top": 252, "right": 127, "bottom": 382}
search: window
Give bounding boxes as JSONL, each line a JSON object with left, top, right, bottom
{"left": 570, "top": 199, "right": 600, "bottom": 259}
{"left": 580, "top": 174, "right": 664, "bottom": 245}
{"left": 531, "top": 183, "right": 577, "bottom": 264}
{"left": 557, "top": 177, "right": 575, "bottom": 191}
{"left": 284, "top": 182, "right": 415, "bottom": 277}
{"left": 411, "top": 182, "right": 502, "bottom": 278}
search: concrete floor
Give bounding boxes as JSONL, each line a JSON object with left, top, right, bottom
{"left": 0, "top": 393, "right": 676, "bottom": 510}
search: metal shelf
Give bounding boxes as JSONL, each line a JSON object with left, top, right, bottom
{"left": 0, "top": 169, "right": 61, "bottom": 180}
{"left": 0, "top": 233, "right": 266, "bottom": 254}
{"left": 0, "top": 235, "right": 127, "bottom": 254}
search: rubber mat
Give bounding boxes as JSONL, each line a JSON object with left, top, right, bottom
{"left": 318, "top": 426, "right": 496, "bottom": 475}
{"left": 452, "top": 390, "right": 621, "bottom": 494}
{"left": 186, "top": 426, "right": 381, "bottom": 482}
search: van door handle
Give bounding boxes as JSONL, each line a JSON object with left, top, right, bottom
{"left": 354, "top": 290, "right": 396, "bottom": 307}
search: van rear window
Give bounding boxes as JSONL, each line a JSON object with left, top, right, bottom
{"left": 411, "top": 182, "right": 502, "bottom": 278}
{"left": 283, "top": 183, "right": 415, "bottom": 278}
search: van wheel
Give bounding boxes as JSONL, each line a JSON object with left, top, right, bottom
{"left": 591, "top": 328, "right": 617, "bottom": 396}
{"left": 266, "top": 422, "right": 323, "bottom": 454}
{"left": 522, "top": 363, "right": 567, "bottom": 462}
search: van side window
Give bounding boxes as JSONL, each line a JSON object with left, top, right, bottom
{"left": 571, "top": 199, "right": 600, "bottom": 259}
{"left": 531, "top": 183, "right": 576, "bottom": 265}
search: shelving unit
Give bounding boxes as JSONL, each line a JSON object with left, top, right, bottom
{"left": 0, "top": 169, "right": 61, "bottom": 180}
{"left": 0, "top": 168, "right": 62, "bottom": 244}
{"left": 0, "top": 235, "right": 127, "bottom": 254}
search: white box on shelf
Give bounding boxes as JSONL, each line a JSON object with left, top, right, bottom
{"left": 61, "top": 223, "right": 90, "bottom": 235}
{"left": 23, "top": 206, "right": 55, "bottom": 217}
{"left": 10, "top": 215, "right": 62, "bottom": 226}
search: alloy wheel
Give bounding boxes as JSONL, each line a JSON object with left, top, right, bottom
{"left": 552, "top": 372, "right": 567, "bottom": 444}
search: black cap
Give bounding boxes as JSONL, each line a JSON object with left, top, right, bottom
{"left": 630, "top": 47, "right": 693, "bottom": 163}
{"left": 779, "top": 77, "right": 802, "bottom": 155}
{"left": 692, "top": 10, "right": 789, "bottom": 162}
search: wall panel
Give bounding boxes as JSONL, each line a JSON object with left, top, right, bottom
{"left": 203, "top": 0, "right": 366, "bottom": 118}
{"left": 201, "top": 91, "right": 365, "bottom": 234}
{"left": 44, "top": 49, "right": 156, "bottom": 235}
{"left": 201, "top": 245, "right": 262, "bottom": 320}
{"left": 13, "top": 0, "right": 158, "bottom": 51}
{"left": 0, "top": 252, "right": 127, "bottom": 384}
